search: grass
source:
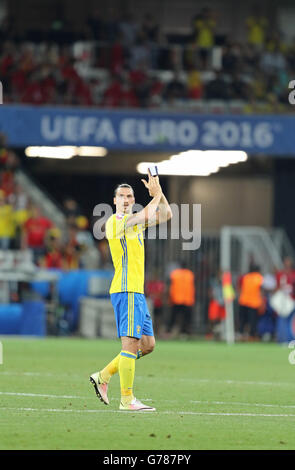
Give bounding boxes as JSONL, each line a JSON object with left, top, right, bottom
{"left": 0, "top": 336, "right": 295, "bottom": 450}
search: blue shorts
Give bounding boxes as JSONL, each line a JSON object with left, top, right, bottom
{"left": 110, "top": 292, "right": 154, "bottom": 339}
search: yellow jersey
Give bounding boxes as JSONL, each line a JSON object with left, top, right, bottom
{"left": 0, "top": 204, "right": 16, "bottom": 237}
{"left": 106, "top": 213, "right": 145, "bottom": 294}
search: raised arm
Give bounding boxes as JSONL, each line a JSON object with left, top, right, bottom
{"left": 125, "top": 172, "right": 163, "bottom": 228}
{"left": 141, "top": 175, "right": 173, "bottom": 227}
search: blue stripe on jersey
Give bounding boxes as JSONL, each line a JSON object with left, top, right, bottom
{"left": 123, "top": 236, "right": 128, "bottom": 291}
{"left": 120, "top": 236, "right": 128, "bottom": 291}
{"left": 120, "top": 238, "right": 126, "bottom": 291}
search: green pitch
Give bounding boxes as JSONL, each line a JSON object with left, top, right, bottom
{"left": 0, "top": 337, "right": 294, "bottom": 450}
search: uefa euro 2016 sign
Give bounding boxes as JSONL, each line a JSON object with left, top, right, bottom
{"left": 0, "top": 104, "right": 294, "bottom": 155}
{"left": 40, "top": 115, "right": 275, "bottom": 150}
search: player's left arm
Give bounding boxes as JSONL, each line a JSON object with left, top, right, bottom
{"left": 140, "top": 172, "right": 173, "bottom": 228}
{"left": 145, "top": 192, "right": 173, "bottom": 227}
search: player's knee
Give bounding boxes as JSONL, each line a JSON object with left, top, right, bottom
{"left": 146, "top": 337, "right": 156, "bottom": 354}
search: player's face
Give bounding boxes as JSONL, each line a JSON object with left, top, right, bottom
{"left": 114, "top": 188, "right": 135, "bottom": 214}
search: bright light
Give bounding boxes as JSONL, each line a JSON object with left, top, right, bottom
{"left": 25, "top": 146, "right": 77, "bottom": 159}
{"left": 25, "top": 146, "right": 108, "bottom": 159}
{"left": 77, "top": 147, "right": 107, "bottom": 157}
{"left": 137, "top": 150, "right": 248, "bottom": 176}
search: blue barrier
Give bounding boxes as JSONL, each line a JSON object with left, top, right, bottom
{"left": 257, "top": 300, "right": 276, "bottom": 337}
{"left": 31, "top": 269, "right": 113, "bottom": 331}
{"left": 0, "top": 304, "right": 23, "bottom": 335}
{"left": 20, "top": 300, "right": 46, "bottom": 336}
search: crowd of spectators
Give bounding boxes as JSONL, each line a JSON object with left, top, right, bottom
{"left": 206, "top": 256, "right": 295, "bottom": 342}
{"left": 0, "top": 7, "right": 294, "bottom": 112}
{"left": 0, "top": 134, "right": 109, "bottom": 271}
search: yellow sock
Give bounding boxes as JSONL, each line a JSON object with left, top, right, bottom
{"left": 100, "top": 353, "right": 121, "bottom": 383}
{"left": 119, "top": 350, "right": 136, "bottom": 405}
{"left": 100, "top": 349, "right": 142, "bottom": 383}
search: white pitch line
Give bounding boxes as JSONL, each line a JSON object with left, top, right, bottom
{"left": 1, "top": 392, "right": 295, "bottom": 410}
{"left": 1, "top": 371, "right": 294, "bottom": 387}
{"left": 190, "top": 400, "right": 295, "bottom": 409}
{"left": 1, "top": 406, "right": 295, "bottom": 418}
{"left": 0, "top": 371, "right": 57, "bottom": 377}
{"left": 0, "top": 392, "right": 87, "bottom": 399}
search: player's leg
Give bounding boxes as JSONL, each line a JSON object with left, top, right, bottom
{"left": 119, "top": 293, "right": 155, "bottom": 411}
{"left": 138, "top": 334, "right": 155, "bottom": 357}
{"left": 119, "top": 335, "right": 138, "bottom": 404}
{"left": 93, "top": 322, "right": 151, "bottom": 390}
{"left": 238, "top": 304, "right": 247, "bottom": 339}
{"left": 249, "top": 307, "right": 258, "bottom": 339}
{"left": 167, "top": 304, "right": 178, "bottom": 333}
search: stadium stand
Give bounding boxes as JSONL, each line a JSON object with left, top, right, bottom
{"left": 0, "top": 5, "right": 293, "bottom": 113}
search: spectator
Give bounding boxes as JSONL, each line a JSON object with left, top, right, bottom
{"left": 86, "top": 8, "right": 105, "bottom": 41}
{"left": 109, "top": 33, "right": 126, "bottom": 74}
{"left": 129, "top": 62, "right": 151, "bottom": 107}
{"left": 246, "top": 8, "right": 268, "bottom": 50}
{"left": 79, "top": 239, "right": 101, "bottom": 270}
{"left": 187, "top": 67, "right": 203, "bottom": 99}
{"left": 63, "top": 243, "right": 80, "bottom": 270}
{"left": 275, "top": 256, "right": 295, "bottom": 299}
{"left": 102, "top": 74, "right": 122, "bottom": 107}
{"left": 129, "top": 32, "right": 151, "bottom": 70}
{"left": 0, "top": 189, "right": 15, "bottom": 249}
{"left": 39, "top": 64, "right": 57, "bottom": 104}
{"left": 164, "top": 71, "right": 187, "bottom": 103}
{"left": 42, "top": 230, "right": 63, "bottom": 269}
{"left": 23, "top": 205, "right": 53, "bottom": 264}
{"left": 230, "top": 72, "right": 250, "bottom": 100}
{"left": 205, "top": 70, "right": 230, "bottom": 100}
{"left": 249, "top": 69, "right": 267, "bottom": 101}
{"left": 11, "top": 184, "right": 30, "bottom": 249}
{"left": 207, "top": 270, "right": 226, "bottom": 340}
{"left": 119, "top": 12, "right": 139, "bottom": 47}
{"left": 167, "top": 260, "right": 195, "bottom": 336}
{"left": 242, "top": 43, "right": 260, "bottom": 72}
{"left": 142, "top": 13, "right": 159, "bottom": 43}
{"left": 120, "top": 77, "right": 139, "bottom": 108}
{"left": 142, "top": 13, "right": 160, "bottom": 69}
{"left": 21, "top": 70, "right": 45, "bottom": 105}
{"left": 222, "top": 44, "right": 240, "bottom": 74}
{"left": 260, "top": 44, "right": 286, "bottom": 74}
{"left": 257, "top": 273, "right": 277, "bottom": 341}
{"left": 192, "top": 7, "right": 216, "bottom": 69}
{"left": 104, "top": 8, "right": 120, "bottom": 43}
{"left": 238, "top": 264, "right": 264, "bottom": 341}
{"left": 63, "top": 198, "right": 81, "bottom": 225}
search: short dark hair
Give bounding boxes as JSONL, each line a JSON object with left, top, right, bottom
{"left": 114, "top": 183, "right": 134, "bottom": 197}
